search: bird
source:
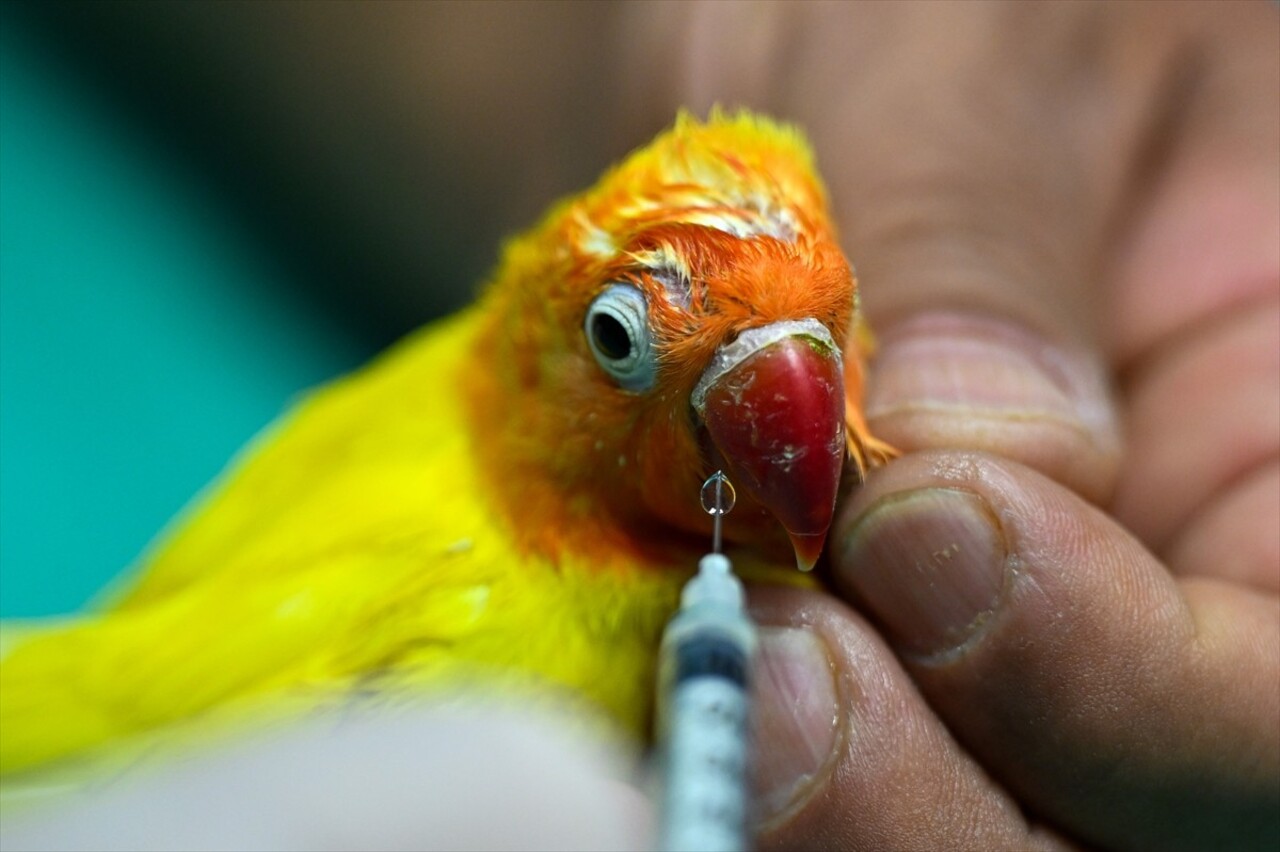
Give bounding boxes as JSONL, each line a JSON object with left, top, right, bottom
{"left": 0, "top": 109, "right": 893, "bottom": 782}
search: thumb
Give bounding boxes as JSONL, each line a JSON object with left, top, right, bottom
{"left": 832, "top": 450, "right": 1280, "bottom": 851}
{"left": 789, "top": 5, "right": 1170, "bottom": 501}
{"left": 821, "top": 4, "right": 1152, "bottom": 503}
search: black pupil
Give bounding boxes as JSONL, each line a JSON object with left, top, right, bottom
{"left": 591, "top": 313, "right": 632, "bottom": 361}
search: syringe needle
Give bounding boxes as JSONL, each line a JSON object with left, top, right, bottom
{"left": 700, "top": 471, "right": 735, "bottom": 555}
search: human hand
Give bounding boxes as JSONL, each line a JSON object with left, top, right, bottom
{"left": 672, "top": 2, "right": 1280, "bottom": 849}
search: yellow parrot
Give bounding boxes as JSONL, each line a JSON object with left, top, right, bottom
{"left": 0, "top": 109, "right": 892, "bottom": 785}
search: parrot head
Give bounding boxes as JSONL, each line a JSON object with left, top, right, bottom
{"left": 470, "top": 110, "right": 876, "bottom": 571}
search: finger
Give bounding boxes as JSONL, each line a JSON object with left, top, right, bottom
{"left": 0, "top": 704, "right": 652, "bottom": 851}
{"left": 792, "top": 2, "right": 1161, "bottom": 503}
{"left": 1104, "top": 3, "right": 1279, "bottom": 580}
{"left": 1107, "top": 1, "right": 1279, "bottom": 367}
{"left": 744, "top": 586, "right": 1073, "bottom": 851}
{"left": 1117, "top": 300, "right": 1280, "bottom": 590}
{"left": 833, "top": 451, "right": 1280, "bottom": 851}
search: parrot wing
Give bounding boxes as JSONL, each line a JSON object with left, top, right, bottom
{"left": 109, "top": 312, "right": 484, "bottom": 611}
{"left": 1, "top": 310, "right": 685, "bottom": 780}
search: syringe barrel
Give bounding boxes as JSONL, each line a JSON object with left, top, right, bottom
{"left": 657, "top": 555, "right": 758, "bottom": 852}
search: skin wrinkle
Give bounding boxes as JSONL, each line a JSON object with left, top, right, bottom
{"left": 1117, "top": 292, "right": 1280, "bottom": 402}
{"left": 860, "top": 399, "right": 1121, "bottom": 504}
{"left": 873, "top": 315, "right": 1092, "bottom": 402}
{"left": 1114, "top": 297, "right": 1280, "bottom": 551}
{"left": 872, "top": 404, "right": 1098, "bottom": 439}
{"left": 1163, "top": 448, "right": 1280, "bottom": 581}
{"left": 1165, "top": 458, "right": 1280, "bottom": 590}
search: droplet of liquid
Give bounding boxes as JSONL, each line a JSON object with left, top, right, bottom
{"left": 700, "top": 471, "right": 736, "bottom": 516}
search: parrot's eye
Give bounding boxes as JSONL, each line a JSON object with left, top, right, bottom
{"left": 584, "top": 284, "right": 656, "bottom": 392}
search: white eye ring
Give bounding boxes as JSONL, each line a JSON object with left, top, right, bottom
{"left": 584, "top": 284, "right": 656, "bottom": 392}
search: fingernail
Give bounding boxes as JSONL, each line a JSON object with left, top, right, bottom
{"left": 748, "top": 627, "right": 840, "bottom": 826}
{"left": 839, "top": 488, "right": 1007, "bottom": 657}
{"left": 865, "top": 312, "right": 1113, "bottom": 434}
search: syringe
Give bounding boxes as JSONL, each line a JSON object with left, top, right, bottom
{"left": 657, "top": 472, "right": 758, "bottom": 852}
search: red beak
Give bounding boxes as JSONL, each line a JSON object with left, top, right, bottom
{"left": 694, "top": 319, "right": 846, "bottom": 571}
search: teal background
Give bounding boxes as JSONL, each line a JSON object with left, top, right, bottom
{"left": 0, "top": 23, "right": 370, "bottom": 615}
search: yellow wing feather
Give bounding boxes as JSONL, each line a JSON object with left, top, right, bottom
{"left": 0, "top": 310, "right": 687, "bottom": 777}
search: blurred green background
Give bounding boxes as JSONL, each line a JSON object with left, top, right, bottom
{"left": 0, "top": 2, "right": 621, "bottom": 617}
{"left": 0, "top": 20, "right": 370, "bottom": 615}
